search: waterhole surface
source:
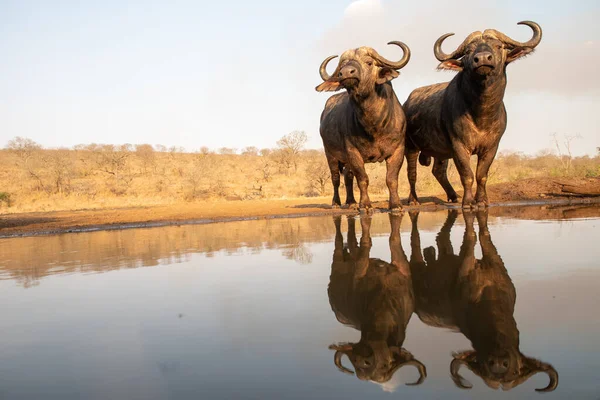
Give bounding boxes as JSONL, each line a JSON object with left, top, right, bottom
{"left": 1, "top": 205, "right": 599, "bottom": 399}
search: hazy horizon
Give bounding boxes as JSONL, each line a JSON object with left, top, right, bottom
{"left": 1, "top": 0, "right": 599, "bottom": 156}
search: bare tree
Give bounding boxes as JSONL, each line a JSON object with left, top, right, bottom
{"left": 282, "top": 243, "right": 314, "bottom": 264}
{"left": 135, "top": 144, "right": 156, "bottom": 175}
{"left": 259, "top": 148, "right": 272, "bottom": 157}
{"left": 306, "top": 158, "right": 330, "bottom": 195}
{"left": 93, "top": 144, "right": 132, "bottom": 179}
{"left": 199, "top": 146, "right": 211, "bottom": 155}
{"left": 257, "top": 160, "right": 272, "bottom": 182}
{"left": 242, "top": 146, "right": 259, "bottom": 156}
{"left": 6, "top": 137, "right": 46, "bottom": 190}
{"left": 42, "top": 149, "right": 73, "bottom": 194}
{"left": 6, "top": 137, "right": 41, "bottom": 167}
{"left": 218, "top": 147, "right": 237, "bottom": 155}
{"left": 552, "top": 133, "right": 581, "bottom": 175}
{"left": 276, "top": 131, "right": 308, "bottom": 173}
{"left": 271, "top": 148, "right": 294, "bottom": 175}
{"left": 154, "top": 144, "right": 167, "bottom": 153}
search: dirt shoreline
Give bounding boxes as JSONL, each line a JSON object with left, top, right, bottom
{"left": 1, "top": 193, "right": 599, "bottom": 238}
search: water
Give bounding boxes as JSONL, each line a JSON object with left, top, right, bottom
{"left": 1, "top": 204, "right": 599, "bottom": 399}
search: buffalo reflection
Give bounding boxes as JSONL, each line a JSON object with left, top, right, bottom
{"left": 410, "top": 210, "right": 558, "bottom": 392}
{"left": 327, "top": 214, "right": 426, "bottom": 388}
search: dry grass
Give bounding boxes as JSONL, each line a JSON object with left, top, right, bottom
{"left": 0, "top": 138, "right": 598, "bottom": 214}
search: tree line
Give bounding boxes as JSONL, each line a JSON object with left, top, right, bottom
{"left": 0, "top": 132, "right": 598, "bottom": 212}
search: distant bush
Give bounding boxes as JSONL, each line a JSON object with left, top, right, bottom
{"left": 0, "top": 192, "right": 12, "bottom": 207}
{"left": 1, "top": 133, "right": 598, "bottom": 213}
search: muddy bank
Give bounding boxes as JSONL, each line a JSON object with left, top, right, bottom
{"left": 1, "top": 178, "right": 599, "bottom": 238}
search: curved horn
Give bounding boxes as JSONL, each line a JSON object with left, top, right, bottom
{"left": 401, "top": 360, "right": 427, "bottom": 386}
{"left": 333, "top": 350, "right": 355, "bottom": 375}
{"left": 319, "top": 55, "right": 338, "bottom": 81}
{"left": 434, "top": 33, "right": 457, "bottom": 61}
{"left": 487, "top": 21, "right": 542, "bottom": 49}
{"left": 534, "top": 364, "right": 559, "bottom": 393}
{"left": 434, "top": 31, "right": 483, "bottom": 61}
{"left": 450, "top": 358, "right": 473, "bottom": 389}
{"left": 370, "top": 41, "right": 411, "bottom": 70}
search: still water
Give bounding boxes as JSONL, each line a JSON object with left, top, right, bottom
{"left": 1, "top": 205, "right": 599, "bottom": 399}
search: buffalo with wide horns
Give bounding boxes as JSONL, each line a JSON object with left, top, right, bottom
{"left": 404, "top": 22, "right": 542, "bottom": 208}
{"left": 316, "top": 42, "right": 410, "bottom": 211}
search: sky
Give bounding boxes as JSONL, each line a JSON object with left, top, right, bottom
{"left": 0, "top": 0, "right": 599, "bottom": 156}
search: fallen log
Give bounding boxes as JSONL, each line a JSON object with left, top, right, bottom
{"left": 557, "top": 181, "right": 600, "bottom": 196}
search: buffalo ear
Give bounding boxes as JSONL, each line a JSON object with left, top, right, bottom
{"left": 506, "top": 47, "right": 534, "bottom": 64}
{"left": 376, "top": 67, "right": 400, "bottom": 84}
{"left": 437, "top": 59, "right": 463, "bottom": 71}
{"left": 316, "top": 80, "right": 342, "bottom": 92}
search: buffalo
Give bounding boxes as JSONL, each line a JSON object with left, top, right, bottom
{"left": 404, "top": 22, "right": 542, "bottom": 208}
{"left": 409, "top": 209, "right": 558, "bottom": 392}
{"left": 316, "top": 42, "right": 410, "bottom": 211}
{"left": 327, "top": 214, "right": 426, "bottom": 387}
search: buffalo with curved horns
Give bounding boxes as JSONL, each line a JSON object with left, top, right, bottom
{"left": 316, "top": 42, "right": 410, "bottom": 212}
{"left": 409, "top": 209, "right": 558, "bottom": 392}
{"left": 404, "top": 22, "right": 542, "bottom": 208}
{"left": 327, "top": 215, "right": 426, "bottom": 387}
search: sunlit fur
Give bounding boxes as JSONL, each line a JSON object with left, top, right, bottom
{"left": 316, "top": 44, "right": 409, "bottom": 211}
{"left": 404, "top": 23, "right": 541, "bottom": 209}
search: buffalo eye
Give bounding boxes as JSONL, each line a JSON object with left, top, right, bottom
{"left": 365, "top": 60, "right": 373, "bottom": 66}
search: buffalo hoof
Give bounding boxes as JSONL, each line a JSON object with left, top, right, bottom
{"left": 347, "top": 203, "right": 360, "bottom": 211}
{"left": 462, "top": 202, "right": 477, "bottom": 210}
{"left": 331, "top": 204, "right": 341, "bottom": 209}
{"left": 359, "top": 205, "right": 374, "bottom": 214}
{"left": 390, "top": 205, "right": 403, "bottom": 214}
{"left": 476, "top": 201, "right": 488, "bottom": 208}
{"left": 408, "top": 197, "right": 420, "bottom": 206}
{"left": 448, "top": 197, "right": 459, "bottom": 203}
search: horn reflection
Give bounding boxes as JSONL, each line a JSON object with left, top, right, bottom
{"left": 410, "top": 210, "right": 558, "bottom": 392}
{"left": 327, "top": 214, "right": 426, "bottom": 390}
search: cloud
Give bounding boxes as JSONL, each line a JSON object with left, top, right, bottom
{"left": 316, "top": 0, "right": 600, "bottom": 96}
{"left": 309, "top": 0, "right": 599, "bottom": 155}
{"left": 343, "top": 0, "right": 384, "bottom": 20}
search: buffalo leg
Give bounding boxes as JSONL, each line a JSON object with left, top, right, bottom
{"left": 344, "top": 169, "right": 357, "bottom": 206}
{"left": 476, "top": 210, "right": 502, "bottom": 266}
{"left": 432, "top": 158, "right": 458, "bottom": 203}
{"left": 452, "top": 147, "right": 476, "bottom": 209}
{"left": 326, "top": 153, "right": 342, "bottom": 208}
{"left": 409, "top": 211, "right": 425, "bottom": 265}
{"left": 389, "top": 213, "right": 409, "bottom": 273}
{"left": 354, "top": 216, "right": 373, "bottom": 279}
{"left": 347, "top": 216, "right": 358, "bottom": 258}
{"left": 436, "top": 209, "right": 458, "bottom": 256}
{"left": 333, "top": 216, "right": 344, "bottom": 262}
{"left": 406, "top": 150, "right": 420, "bottom": 205}
{"left": 385, "top": 145, "right": 404, "bottom": 211}
{"left": 475, "top": 147, "right": 498, "bottom": 207}
{"left": 347, "top": 149, "right": 372, "bottom": 212}
{"left": 458, "top": 210, "right": 477, "bottom": 278}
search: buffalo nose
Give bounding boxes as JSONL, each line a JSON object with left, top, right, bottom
{"left": 339, "top": 66, "right": 358, "bottom": 79}
{"left": 473, "top": 51, "right": 493, "bottom": 67}
{"left": 488, "top": 357, "right": 509, "bottom": 375}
